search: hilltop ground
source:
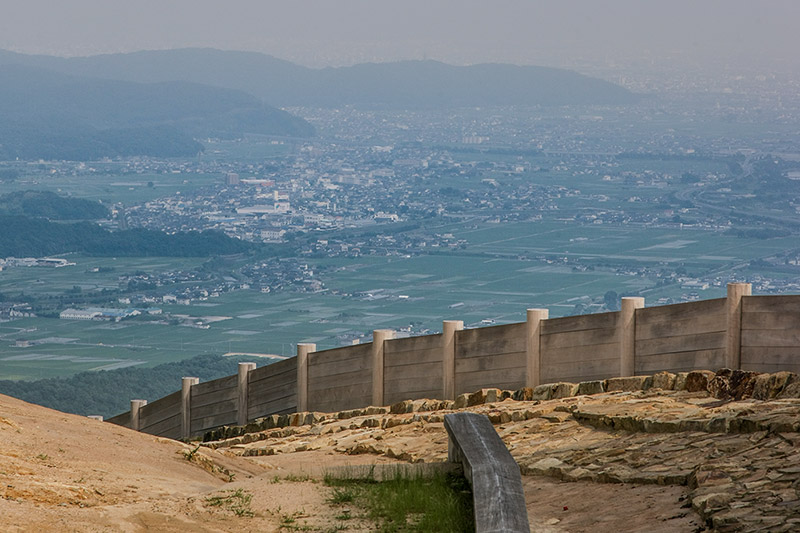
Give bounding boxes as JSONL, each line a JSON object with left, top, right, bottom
{"left": 2, "top": 369, "right": 800, "bottom": 531}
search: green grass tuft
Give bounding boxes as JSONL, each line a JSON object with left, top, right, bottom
{"left": 324, "top": 469, "right": 473, "bottom": 532}
{"left": 205, "top": 488, "right": 254, "bottom": 517}
{"left": 327, "top": 486, "right": 356, "bottom": 504}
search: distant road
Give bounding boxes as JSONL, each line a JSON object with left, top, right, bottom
{"left": 542, "top": 150, "right": 622, "bottom": 156}
{"left": 676, "top": 155, "right": 800, "bottom": 228}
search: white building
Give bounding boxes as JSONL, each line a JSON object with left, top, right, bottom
{"left": 60, "top": 308, "right": 102, "bottom": 320}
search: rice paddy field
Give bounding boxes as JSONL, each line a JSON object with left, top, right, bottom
{"left": 2, "top": 215, "right": 794, "bottom": 380}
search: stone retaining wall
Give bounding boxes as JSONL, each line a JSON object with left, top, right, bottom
{"left": 201, "top": 368, "right": 800, "bottom": 443}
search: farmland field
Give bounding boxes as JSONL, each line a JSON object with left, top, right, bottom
{"left": 3, "top": 216, "right": 793, "bottom": 380}
{"left": 2, "top": 132, "right": 799, "bottom": 381}
{"left": 0, "top": 170, "right": 220, "bottom": 207}
{"left": 0, "top": 256, "right": 206, "bottom": 296}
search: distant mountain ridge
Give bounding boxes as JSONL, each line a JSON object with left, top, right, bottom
{"left": 0, "top": 62, "right": 313, "bottom": 160}
{"left": 0, "top": 48, "right": 638, "bottom": 108}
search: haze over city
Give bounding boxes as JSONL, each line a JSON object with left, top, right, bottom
{"left": 3, "top": 0, "right": 800, "bottom": 76}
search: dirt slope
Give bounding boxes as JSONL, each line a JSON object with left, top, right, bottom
{"left": 0, "top": 393, "right": 376, "bottom": 532}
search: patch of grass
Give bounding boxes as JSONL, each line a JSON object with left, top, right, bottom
{"left": 334, "top": 509, "right": 352, "bottom": 520}
{"left": 328, "top": 486, "right": 356, "bottom": 504}
{"left": 205, "top": 488, "right": 254, "bottom": 517}
{"left": 278, "top": 510, "right": 313, "bottom": 531}
{"left": 323, "top": 468, "right": 473, "bottom": 532}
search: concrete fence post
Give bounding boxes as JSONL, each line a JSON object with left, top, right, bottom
{"left": 296, "top": 343, "right": 316, "bottom": 412}
{"left": 442, "top": 320, "right": 464, "bottom": 400}
{"left": 130, "top": 399, "right": 147, "bottom": 431}
{"left": 237, "top": 362, "right": 256, "bottom": 426}
{"left": 526, "top": 309, "right": 549, "bottom": 388}
{"left": 620, "top": 297, "right": 645, "bottom": 377}
{"left": 372, "top": 329, "right": 394, "bottom": 406}
{"left": 726, "top": 282, "right": 752, "bottom": 370}
{"left": 181, "top": 376, "right": 199, "bottom": 440}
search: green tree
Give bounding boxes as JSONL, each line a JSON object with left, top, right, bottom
{"left": 603, "top": 290, "right": 619, "bottom": 311}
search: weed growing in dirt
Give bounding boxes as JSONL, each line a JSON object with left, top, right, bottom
{"left": 205, "top": 488, "right": 254, "bottom": 517}
{"left": 334, "top": 509, "right": 352, "bottom": 520}
{"left": 327, "top": 486, "right": 356, "bottom": 504}
{"left": 278, "top": 510, "right": 313, "bottom": 531}
{"left": 182, "top": 444, "right": 201, "bottom": 461}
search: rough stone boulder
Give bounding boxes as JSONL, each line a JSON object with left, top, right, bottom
{"left": 648, "top": 371, "right": 677, "bottom": 390}
{"left": 707, "top": 369, "right": 760, "bottom": 400}
{"left": 577, "top": 380, "right": 605, "bottom": 395}
{"left": 753, "top": 371, "right": 798, "bottom": 400}
{"left": 685, "top": 370, "right": 716, "bottom": 392}
{"left": 605, "top": 375, "right": 650, "bottom": 392}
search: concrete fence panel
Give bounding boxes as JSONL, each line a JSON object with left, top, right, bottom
{"left": 308, "top": 343, "right": 372, "bottom": 412}
{"left": 248, "top": 357, "right": 297, "bottom": 419}
{"left": 741, "top": 295, "right": 800, "bottom": 372}
{"left": 383, "top": 333, "right": 444, "bottom": 405}
{"left": 635, "top": 298, "right": 727, "bottom": 374}
{"left": 190, "top": 374, "right": 238, "bottom": 435}
{"left": 455, "top": 322, "right": 527, "bottom": 395}
{"left": 540, "top": 311, "right": 620, "bottom": 383}
{"left": 137, "top": 390, "right": 181, "bottom": 439}
{"left": 106, "top": 410, "right": 132, "bottom": 428}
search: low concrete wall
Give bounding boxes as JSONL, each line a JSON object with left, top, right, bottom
{"left": 109, "top": 284, "right": 800, "bottom": 441}
{"left": 540, "top": 311, "right": 619, "bottom": 383}
{"left": 455, "top": 323, "right": 526, "bottom": 395}
{"left": 308, "top": 343, "right": 372, "bottom": 413}
{"left": 138, "top": 390, "right": 181, "bottom": 439}
{"left": 384, "top": 333, "right": 443, "bottom": 405}
{"left": 635, "top": 298, "right": 727, "bottom": 374}
{"left": 741, "top": 295, "right": 800, "bottom": 373}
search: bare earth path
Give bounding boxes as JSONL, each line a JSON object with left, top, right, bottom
{"left": 0, "top": 393, "right": 377, "bottom": 532}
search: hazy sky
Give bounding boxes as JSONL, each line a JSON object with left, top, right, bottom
{"left": 2, "top": 0, "right": 799, "bottom": 73}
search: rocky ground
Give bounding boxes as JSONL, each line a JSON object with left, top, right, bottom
{"left": 2, "top": 368, "right": 800, "bottom": 531}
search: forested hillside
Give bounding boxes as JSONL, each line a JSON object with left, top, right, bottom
{"left": 0, "top": 63, "right": 313, "bottom": 160}
{"left": 0, "top": 215, "right": 255, "bottom": 257}
{"left": 0, "top": 191, "right": 109, "bottom": 220}
{"left": 0, "top": 354, "right": 268, "bottom": 418}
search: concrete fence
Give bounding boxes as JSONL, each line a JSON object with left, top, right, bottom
{"left": 108, "top": 283, "right": 800, "bottom": 439}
